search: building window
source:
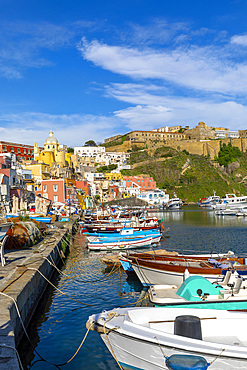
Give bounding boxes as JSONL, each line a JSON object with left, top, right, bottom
{"left": 23, "top": 149, "right": 26, "bottom": 154}
{"left": 3, "top": 146, "right": 6, "bottom": 151}
{"left": 43, "top": 185, "right": 47, "bottom": 191}
{"left": 53, "top": 184, "right": 58, "bottom": 192}
{"left": 11, "top": 147, "right": 14, "bottom": 152}
{"left": 54, "top": 195, "right": 58, "bottom": 202}
{"left": 18, "top": 148, "right": 21, "bottom": 153}
{"left": 28, "top": 149, "right": 30, "bottom": 154}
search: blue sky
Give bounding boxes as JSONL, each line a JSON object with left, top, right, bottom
{"left": 1, "top": 0, "right": 247, "bottom": 146}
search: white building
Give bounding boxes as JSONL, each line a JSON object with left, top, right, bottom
{"left": 74, "top": 146, "right": 105, "bottom": 157}
{"left": 137, "top": 189, "right": 169, "bottom": 206}
{"left": 214, "top": 130, "right": 239, "bottom": 139}
{"left": 95, "top": 151, "right": 130, "bottom": 167}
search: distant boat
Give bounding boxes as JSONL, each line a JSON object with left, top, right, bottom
{"left": 87, "top": 305, "right": 247, "bottom": 370}
{"left": 213, "top": 193, "right": 247, "bottom": 210}
{"left": 165, "top": 193, "right": 183, "bottom": 210}
{"left": 198, "top": 191, "right": 221, "bottom": 208}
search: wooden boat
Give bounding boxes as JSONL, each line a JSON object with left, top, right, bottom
{"left": 84, "top": 216, "right": 160, "bottom": 233}
{"left": 148, "top": 273, "right": 247, "bottom": 310}
{"left": 123, "top": 254, "right": 247, "bottom": 286}
{"left": 119, "top": 250, "right": 243, "bottom": 277}
{"left": 101, "top": 249, "right": 178, "bottom": 270}
{"left": 87, "top": 235, "right": 153, "bottom": 251}
{"left": 85, "top": 227, "right": 161, "bottom": 239}
{"left": 87, "top": 306, "right": 247, "bottom": 369}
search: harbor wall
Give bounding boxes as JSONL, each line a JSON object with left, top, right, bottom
{"left": 0, "top": 218, "right": 79, "bottom": 370}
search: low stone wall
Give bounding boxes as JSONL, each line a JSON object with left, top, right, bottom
{"left": 0, "top": 219, "right": 79, "bottom": 370}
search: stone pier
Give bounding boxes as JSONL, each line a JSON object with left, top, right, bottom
{"left": 0, "top": 218, "right": 79, "bottom": 369}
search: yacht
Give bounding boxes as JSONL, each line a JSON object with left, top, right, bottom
{"left": 213, "top": 193, "right": 247, "bottom": 210}
{"left": 165, "top": 193, "right": 183, "bottom": 210}
{"left": 198, "top": 191, "right": 221, "bottom": 208}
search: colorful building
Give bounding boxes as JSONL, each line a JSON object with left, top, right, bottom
{"left": 108, "top": 184, "right": 120, "bottom": 201}
{"left": 123, "top": 176, "right": 156, "bottom": 191}
{"left": 36, "top": 179, "right": 67, "bottom": 203}
{"left": 0, "top": 141, "right": 36, "bottom": 161}
{"left": 105, "top": 172, "right": 123, "bottom": 181}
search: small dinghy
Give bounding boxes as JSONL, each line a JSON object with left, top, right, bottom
{"left": 87, "top": 306, "right": 247, "bottom": 369}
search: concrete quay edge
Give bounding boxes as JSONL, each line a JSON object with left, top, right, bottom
{"left": 0, "top": 217, "right": 79, "bottom": 370}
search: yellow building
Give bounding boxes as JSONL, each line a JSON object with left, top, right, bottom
{"left": 24, "top": 163, "right": 50, "bottom": 181}
{"left": 34, "top": 131, "right": 72, "bottom": 168}
{"left": 105, "top": 172, "right": 123, "bottom": 181}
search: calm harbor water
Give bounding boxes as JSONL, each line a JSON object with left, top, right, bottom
{"left": 18, "top": 206, "right": 247, "bottom": 369}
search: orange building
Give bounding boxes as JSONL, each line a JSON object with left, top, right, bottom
{"left": 123, "top": 176, "right": 156, "bottom": 191}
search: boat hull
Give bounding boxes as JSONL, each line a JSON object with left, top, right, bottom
{"left": 88, "top": 307, "right": 247, "bottom": 370}
{"left": 131, "top": 262, "right": 224, "bottom": 286}
{"left": 88, "top": 237, "right": 153, "bottom": 251}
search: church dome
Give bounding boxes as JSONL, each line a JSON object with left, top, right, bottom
{"left": 45, "top": 131, "right": 59, "bottom": 145}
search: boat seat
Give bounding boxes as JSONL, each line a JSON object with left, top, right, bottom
{"left": 220, "top": 276, "right": 243, "bottom": 296}
{"left": 220, "top": 270, "right": 232, "bottom": 285}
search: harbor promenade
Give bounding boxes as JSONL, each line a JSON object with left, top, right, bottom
{"left": 0, "top": 218, "right": 79, "bottom": 370}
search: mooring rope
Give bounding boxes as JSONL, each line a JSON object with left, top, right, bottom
{"left": 0, "top": 291, "right": 93, "bottom": 368}
{"left": 0, "top": 343, "right": 24, "bottom": 370}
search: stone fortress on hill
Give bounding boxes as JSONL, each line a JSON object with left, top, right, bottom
{"left": 104, "top": 122, "right": 247, "bottom": 159}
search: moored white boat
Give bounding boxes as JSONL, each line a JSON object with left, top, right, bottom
{"left": 198, "top": 191, "right": 221, "bottom": 208}
{"left": 213, "top": 193, "right": 247, "bottom": 210}
{"left": 148, "top": 273, "right": 247, "bottom": 310}
{"left": 87, "top": 235, "right": 154, "bottom": 251}
{"left": 87, "top": 306, "right": 247, "bottom": 369}
{"left": 165, "top": 193, "right": 183, "bottom": 210}
{"left": 124, "top": 254, "right": 247, "bottom": 286}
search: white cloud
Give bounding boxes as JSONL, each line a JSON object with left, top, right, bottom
{"left": 0, "top": 112, "right": 126, "bottom": 146}
{"left": 231, "top": 34, "right": 247, "bottom": 46}
{"left": 112, "top": 95, "right": 247, "bottom": 131}
{"left": 105, "top": 82, "right": 247, "bottom": 130}
{"left": 79, "top": 37, "right": 247, "bottom": 97}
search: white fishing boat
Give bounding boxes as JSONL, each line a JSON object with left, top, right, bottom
{"left": 213, "top": 193, "right": 247, "bottom": 210}
{"left": 124, "top": 253, "right": 247, "bottom": 286}
{"left": 215, "top": 208, "right": 238, "bottom": 216}
{"left": 198, "top": 191, "right": 221, "bottom": 208}
{"left": 87, "top": 235, "right": 154, "bottom": 251}
{"left": 165, "top": 193, "right": 183, "bottom": 210}
{"left": 148, "top": 273, "right": 247, "bottom": 310}
{"left": 87, "top": 306, "right": 247, "bottom": 369}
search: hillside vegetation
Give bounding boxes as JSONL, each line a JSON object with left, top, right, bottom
{"left": 121, "top": 146, "right": 247, "bottom": 203}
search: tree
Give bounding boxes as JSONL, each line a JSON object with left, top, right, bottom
{"left": 67, "top": 147, "right": 74, "bottom": 153}
{"left": 85, "top": 140, "right": 97, "bottom": 147}
{"left": 216, "top": 142, "right": 242, "bottom": 167}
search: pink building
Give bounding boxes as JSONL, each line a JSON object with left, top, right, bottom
{"left": 36, "top": 179, "right": 67, "bottom": 203}
{"left": 108, "top": 184, "right": 120, "bottom": 201}
{"left": 75, "top": 180, "right": 91, "bottom": 195}
{"left": 123, "top": 176, "right": 156, "bottom": 191}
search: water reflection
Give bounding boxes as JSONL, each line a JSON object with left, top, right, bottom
{"left": 19, "top": 207, "right": 247, "bottom": 370}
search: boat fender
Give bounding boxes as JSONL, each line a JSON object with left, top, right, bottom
{"left": 166, "top": 354, "right": 210, "bottom": 370}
